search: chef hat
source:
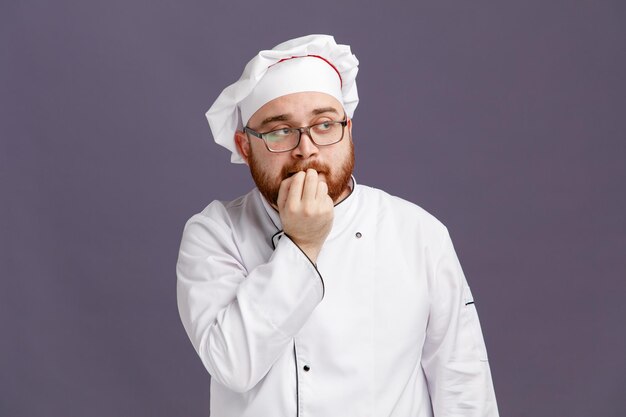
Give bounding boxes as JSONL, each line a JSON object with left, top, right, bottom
{"left": 206, "top": 34, "right": 359, "bottom": 164}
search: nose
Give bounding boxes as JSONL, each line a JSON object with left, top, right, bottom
{"left": 291, "top": 130, "right": 319, "bottom": 159}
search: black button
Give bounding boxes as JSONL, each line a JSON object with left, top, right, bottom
{"left": 303, "top": 365, "right": 310, "bottom": 372}
{"left": 355, "top": 232, "right": 362, "bottom": 238}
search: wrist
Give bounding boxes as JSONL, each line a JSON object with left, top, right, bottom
{"left": 284, "top": 235, "right": 322, "bottom": 264}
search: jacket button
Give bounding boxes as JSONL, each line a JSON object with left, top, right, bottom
{"left": 355, "top": 232, "right": 362, "bottom": 238}
{"left": 303, "top": 365, "right": 310, "bottom": 372}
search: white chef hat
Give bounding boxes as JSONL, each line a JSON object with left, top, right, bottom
{"left": 206, "top": 34, "right": 359, "bottom": 164}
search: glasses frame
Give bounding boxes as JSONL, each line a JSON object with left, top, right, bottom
{"left": 243, "top": 118, "right": 348, "bottom": 153}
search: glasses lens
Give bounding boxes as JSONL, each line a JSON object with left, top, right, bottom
{"left": 262, "top": 121, "right": 345, "bottom": 152}
{"left": 264, "top": 129, "right": 299, "bottom": 151}
{"left": 311, "top": 121, "right": 344, "bottom": 145}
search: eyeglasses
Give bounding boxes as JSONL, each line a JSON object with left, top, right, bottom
{"left": 243, "top": 118, "right": 348, "bottom": 152}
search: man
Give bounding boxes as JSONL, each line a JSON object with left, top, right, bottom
{"left": 177, "top": 34, "right": 499, "bottom": 416}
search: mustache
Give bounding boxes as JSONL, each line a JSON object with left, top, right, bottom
{"left": 281, "top": 160, "right": 330, "bottom": 179}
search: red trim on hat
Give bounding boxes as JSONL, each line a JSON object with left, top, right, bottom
{"left": 269, "top": 55, "right": 343, "bottom": 87}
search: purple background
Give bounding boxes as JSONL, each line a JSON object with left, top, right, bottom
{"left": 2, "top": 1, "right": 625, "bottom": 416}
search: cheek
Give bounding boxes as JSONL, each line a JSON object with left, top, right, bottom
{"left": 330, "top": 143, "right": 351, "bottom": 164}
{"left": 252, "top": 152, "right": 288, "bottom": 178}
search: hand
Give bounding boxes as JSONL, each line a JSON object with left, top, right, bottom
{"left": 277, "top": 169, "right": 334, "bottom": 263}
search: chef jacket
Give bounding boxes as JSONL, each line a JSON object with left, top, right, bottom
{"left": 177, "top": 178, "right": 499, "bottom": 417}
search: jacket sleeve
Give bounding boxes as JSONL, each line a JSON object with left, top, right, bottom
{"left": 176, "top": 209, "right": 324, "bottom": 393}
{"left": 421, "top": 231, "right": 499, "bottom": 416}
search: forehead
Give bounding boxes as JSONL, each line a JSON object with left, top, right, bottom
{"left": 247, "top": 92, "right": 343, "bottom": 126}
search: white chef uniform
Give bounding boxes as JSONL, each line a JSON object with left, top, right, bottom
{"left": 176, "top": 177, "right": 499, "bottom": 416}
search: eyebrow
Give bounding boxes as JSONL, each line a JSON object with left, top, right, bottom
{"left": 258, "top": 114, "right": 291, "bottom": 129}
{"left": 311, "top": 107, "right": 340, "bottom": 116}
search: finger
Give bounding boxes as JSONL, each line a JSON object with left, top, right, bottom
{"left": 287, "top": 171, "right": 306, "bottom": 204}
{"left": 302, "top": 169, "right": 319, "bottom": 203}
{"left": 316, "top": 180, "right": 329, "bottom": 200}
{"left": 277, "top": 176, "right": 294, "bottom": 210}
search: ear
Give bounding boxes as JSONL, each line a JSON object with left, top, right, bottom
{"left": 234, "top": 131, "right": 251, "bottom": 165}
{"left": 347, "top": 118, "right": 353, "bottom": 141}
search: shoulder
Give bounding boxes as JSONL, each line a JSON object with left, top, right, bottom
{"left": 356, "top": 183, "right": 451, "bottom": 243}
{"left": 182, "top": 190, "right": 259, "bottom": 237}
{"left": 356, "top": 184, "right": 447, "bottom": 228}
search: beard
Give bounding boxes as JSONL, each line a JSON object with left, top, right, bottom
{"left": 248, "top": 141, "right": 355, "bottom": 207}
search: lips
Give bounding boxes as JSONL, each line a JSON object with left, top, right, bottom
{"left": 282, "top": 161, "right": 330, "bottom": 181}
{"left": 285, "top": 170, "right": 326, "bottom": 179}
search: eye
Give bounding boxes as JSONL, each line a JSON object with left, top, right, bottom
{"left": 315, "top": 121, "right": 332, "bottom": 131}
{"left": 275, "top": 128, "right": 292, "bottom": 136}
{"left": 265, "top": 128, "right": 295, "bottom": 142}
{"left": 312, "top": 121, "right": 337, "bottom": 135}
